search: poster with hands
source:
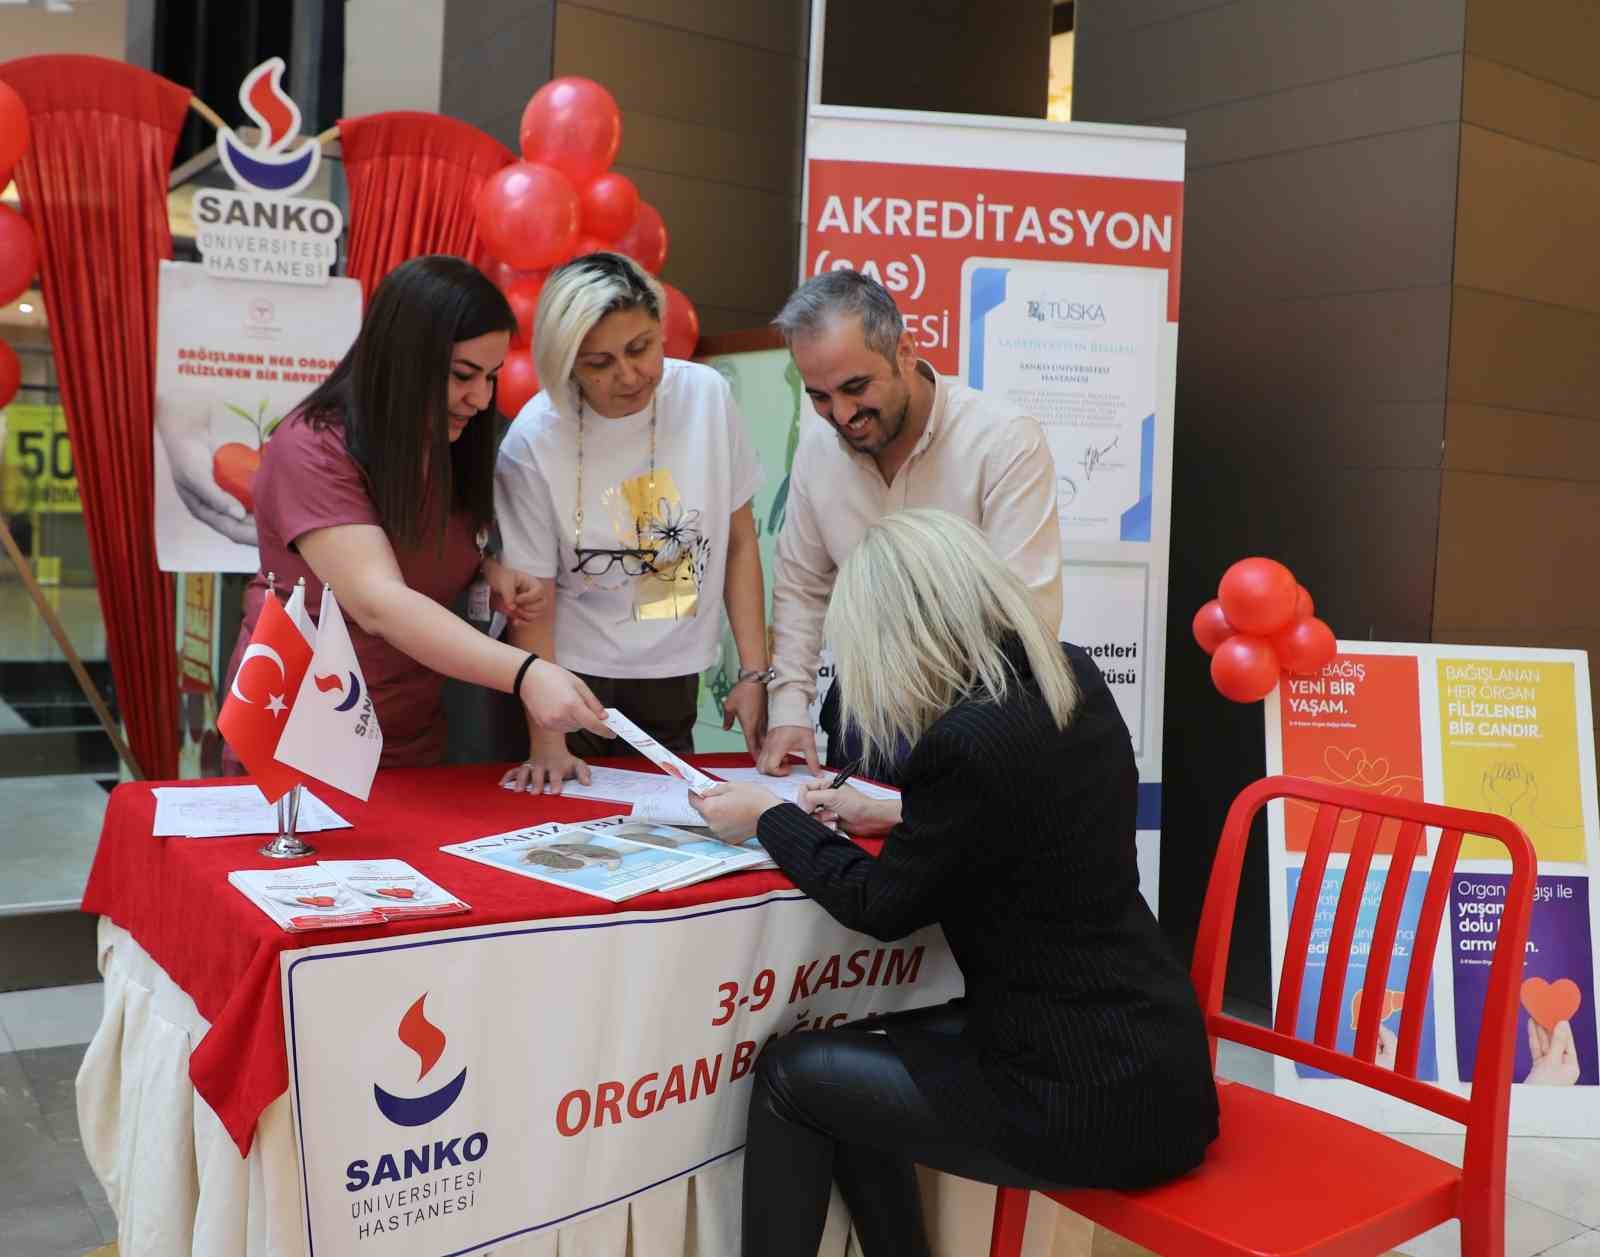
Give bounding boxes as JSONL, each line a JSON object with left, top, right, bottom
{"left": 154, "top": 262, "right": 360, "bottom": 571}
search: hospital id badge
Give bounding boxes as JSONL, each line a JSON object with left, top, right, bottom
{"left": 467, "top": 577, "right": 491, "bottom": 623}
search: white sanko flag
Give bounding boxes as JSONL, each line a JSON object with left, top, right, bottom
{"left": 274, "top": 588, "right": 383, "bottom": 800}
{"left": 282, "top": 579, "right": 315, "bottom": 647}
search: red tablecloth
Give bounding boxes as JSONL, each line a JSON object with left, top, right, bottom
{"left": 81, "top": 756, "right": 811, "bottom": 1157}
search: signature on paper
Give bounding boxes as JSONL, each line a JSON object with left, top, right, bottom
{"left": 1081, "top": 435, "right": 1120, "bottom": 480}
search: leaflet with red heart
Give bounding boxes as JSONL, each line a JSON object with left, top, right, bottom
{"left": 602, "top": 708, "right": 723, "bottom": 795}
{"left": 317, "top": 859, "right": 470, "bottom": 920}
{"left": 227, "top": 868, "right": 385, "bottom": 932}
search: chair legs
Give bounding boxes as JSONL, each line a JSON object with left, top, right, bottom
{"left": 989, "top": 1186, "right": 1032, "bottom": 1257}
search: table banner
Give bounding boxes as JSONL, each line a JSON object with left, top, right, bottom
{"left": 1264, "top": 641, "right": 1600, "bottom": 1136}
{"left": 802, "top": 107, "right": 1184, "bottom": 905}
{"left": 283, "top": 890, "right": 961, "bottom": 1255}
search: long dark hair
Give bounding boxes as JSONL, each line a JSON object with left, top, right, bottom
{"left": 301, "top": 255, "right": 516, "bottom": 549}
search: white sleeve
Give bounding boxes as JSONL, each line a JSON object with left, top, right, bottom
{"left": 495, "top": 442, "right": 562, "bottom": 580}
{"left": 721, "top": 376, "right": 765, "bottom": 511}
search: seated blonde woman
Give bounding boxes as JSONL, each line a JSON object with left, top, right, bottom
{"left": 692, "top": 508, "right": 1219, "bottom": 1257}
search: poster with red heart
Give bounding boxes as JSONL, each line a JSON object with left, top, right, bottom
{"left": 1276, "top": 652, "right": 1425, "bottom": 854}
{"left": 153, "top": 261, "right": 360, "bottom": 572}
{"left": 1452, "top": 873, "right": 1596, "bottom": 1087}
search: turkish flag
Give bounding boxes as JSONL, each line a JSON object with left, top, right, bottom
{"left": 218, "top": 594, "right": 314, "bottom": 802}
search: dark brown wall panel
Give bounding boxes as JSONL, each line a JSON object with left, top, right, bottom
{"left": 1455, "top": 125, "right": 1600, "bottom": 316}
{"left": 1444, "top": 403, "right": 1600, "bottom": 481}
{"left": 1466, "top": 0, "right": 1600, "bottom": 99}
{"left": 1448, "top": 289, "right": 1600, "bottom": 421}
{"left": 1463, "top": 55, "right": 1600, "bottom": 164}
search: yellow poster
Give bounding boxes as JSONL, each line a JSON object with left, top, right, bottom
{"left": 1, "top": 403, "right": 81, "bottom": 514}
{"left": 1438, "top": 658, "right": 1587, "bottom": 862}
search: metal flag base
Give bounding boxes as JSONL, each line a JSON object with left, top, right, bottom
{"left": 259, "top": 783, "right": 316, "bottom": 859}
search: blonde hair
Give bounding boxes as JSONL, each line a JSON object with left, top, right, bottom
{"left": 533, "top": 252, "right": 666, "bottom": 423}
{"left": 825, "top": 509, "right": 1079, "bottom": 772}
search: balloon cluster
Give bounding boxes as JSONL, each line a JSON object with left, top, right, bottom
{"left": 0, "top": 79, "right": 34, "bottom": 409}
{"left": 473, "top": 77, "right": 699, "bottom": 417}
{"left": 1192, "top": 558, "right": 1336, "bottom": 703}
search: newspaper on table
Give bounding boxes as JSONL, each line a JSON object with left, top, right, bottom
{"left": 152, "top": 785, "right": 352, "bottom": 838}
{"left": 230, "top": 860, "right": 468, "bottom": 932}
{"left": 441, "top": 819, "right": 722, "bottom": 903}
{"left": 578, "top": 815, "right": 775, "bottom": 891}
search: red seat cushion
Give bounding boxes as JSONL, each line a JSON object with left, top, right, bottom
{"left": 1048, "top": 1080, "right": 1463, "bottom": 1257}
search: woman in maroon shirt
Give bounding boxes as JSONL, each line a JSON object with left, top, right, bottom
{"left": 221, "top": 256, "right": 611, "bottom": 769}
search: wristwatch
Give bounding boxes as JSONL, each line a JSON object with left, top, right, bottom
{"left": 735, "top": 666, "right": 777, "bottom": 688}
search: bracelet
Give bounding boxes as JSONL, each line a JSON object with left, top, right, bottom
{"left": 513, "top": 652, "right": 539, "bottom": 701}
{"left": 734, "top": 666, "right": 776, "bottom": 688}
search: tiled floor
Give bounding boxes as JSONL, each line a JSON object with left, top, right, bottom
{"left": 0, "top": 981, "right": 1596, "bottom": 1257}
{"left": 0, "top": 983, "right": 114, "bottom": 1257}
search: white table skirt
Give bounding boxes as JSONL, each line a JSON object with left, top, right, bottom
{"left": 77, "top": 918, "right": 1073, "bottom": 1257}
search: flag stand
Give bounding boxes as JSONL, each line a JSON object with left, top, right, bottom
{"left": 260, "top": 783, "right": 315, "bottom": 859}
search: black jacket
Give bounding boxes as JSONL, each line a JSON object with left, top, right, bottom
{"left": 757, "top": 642, "right": 1219, "bottom": 1187}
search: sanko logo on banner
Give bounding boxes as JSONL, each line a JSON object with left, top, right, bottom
{"left": 193, "top": 58, "right": 343, "bottom": 286}
{"left": 283, "top": 894, "right": 961, "bottom": 1254}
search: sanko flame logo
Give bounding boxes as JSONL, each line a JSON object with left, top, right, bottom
{"left": 373, "top": 995, "right": 467, "bottom": 1127}
{"left": 217, "top": 58, "right": 321, "bottom": 197}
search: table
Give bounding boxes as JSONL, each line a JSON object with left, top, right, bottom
{"left": 76, "top": 759, "right": 1070, "bottom": 1257}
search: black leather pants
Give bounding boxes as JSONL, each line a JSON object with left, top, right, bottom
{"left": 741, "top": 1003, "right": 1063, "bottom": 1257}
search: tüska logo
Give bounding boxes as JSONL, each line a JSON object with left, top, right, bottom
{"left": 1026, "top": 298, "right": 1106, "bottom": 326}
{"left": 217, "top": 58, "right": 321, "bottom": 196}
{"left": 373, "top": 994, "right": 467, "bottom": 1126}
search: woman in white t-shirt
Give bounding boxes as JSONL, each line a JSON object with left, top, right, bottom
{"left": 495, "top": 252, "right": 770, "bottom": 793}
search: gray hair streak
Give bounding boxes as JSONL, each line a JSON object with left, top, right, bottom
{"left": 772, "top": 270, "right": 905, "bottom": 361}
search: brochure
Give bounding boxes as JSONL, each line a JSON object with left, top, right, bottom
{"left": 228, "top": 867, "right": 386, "bottom": 932}
{"left": 315, "top": 859, "right": 470, "bottom": 920}
{"left": 602, "top": 709, "right": 723, "bottom": 794}
{"left": 441, "top": 819, "right": 722, "bottom": 903}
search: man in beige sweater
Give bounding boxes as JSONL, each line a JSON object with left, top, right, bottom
{"left": 758, "top": 270, "right": 1063, "bottom": 778}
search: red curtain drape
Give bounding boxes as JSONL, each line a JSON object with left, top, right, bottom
{"left": 0, "top": 55, "right": 190, "bottom": 780}
{"left": 340, "top": 112, "right": 513, "bottom": 298}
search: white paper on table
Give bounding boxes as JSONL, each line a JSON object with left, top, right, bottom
{"left": 151, "top": 785, "right": 352, "bottom": 838}
{"left": 712, "top": 766, "right": 901, "bottom": 804}
{"left": 555, "top": 766, "right": 707, "bottom": 826}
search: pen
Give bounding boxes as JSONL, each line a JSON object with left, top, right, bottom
{"left": 810, "top": 763, "right": 856, "bottom": 814}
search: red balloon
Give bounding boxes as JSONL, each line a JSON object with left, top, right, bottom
{"left": 1192, "top": 599, "right": 1235, "bottom": 656}
{"left": 1273, "top": 617, "right": 1337, "bottom": 677}
{"left": 0, "top": 339, "right": 20, "bottom": 408}
{"left": 503, "top": 273, "right": 547, "bottom": 347}
{"left": 475, "top": 162, "right": 579, "bottom": 271}
{"left": 571, "top": 234, "right": 613, "bottom": 259}
{"left": 661, "top": 283, "right": 700, "bottom": 360}
{"left": 0, "top": 204, "right": 37, "bottom": 307}
{"left": 486, "top": 260, "right": 538, "bottom": 293}
{"left": 520, "top": 77, "right": 622, "bottom": 187}
{"left": 496, "top": 347, "right": 540, "bottom": 418}
{"left": 1218, "top": 557, "right": 1298, "bottom": 636}
{"left": 613, "top": 201, "right": 667, "bottom": 274}
{"left": 580, "top": 172, "right": 639, "bottom": 241}
{"left": 1294, "top": 585, "right": 1315, "bottom": 621}
{"left": 1211, "top": 635, "right": 1281, "bottom": 703}
{"left": 0, "top": 80, "right": 28, "bottom": 182}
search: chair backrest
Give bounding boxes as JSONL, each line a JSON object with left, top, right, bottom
{"left": 1192, "top": 776, "right": 1537, "bottom": 1187}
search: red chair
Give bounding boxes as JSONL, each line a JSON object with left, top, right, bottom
{"left": 990, "top": 776, "right": 1537, "bottom": 1257}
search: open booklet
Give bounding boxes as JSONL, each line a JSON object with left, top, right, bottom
{"left": 229, "top": 859, "right": 469, "bottom": 932}
{"left": 441, "top": 818, "right": 758, "bottom": 903}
